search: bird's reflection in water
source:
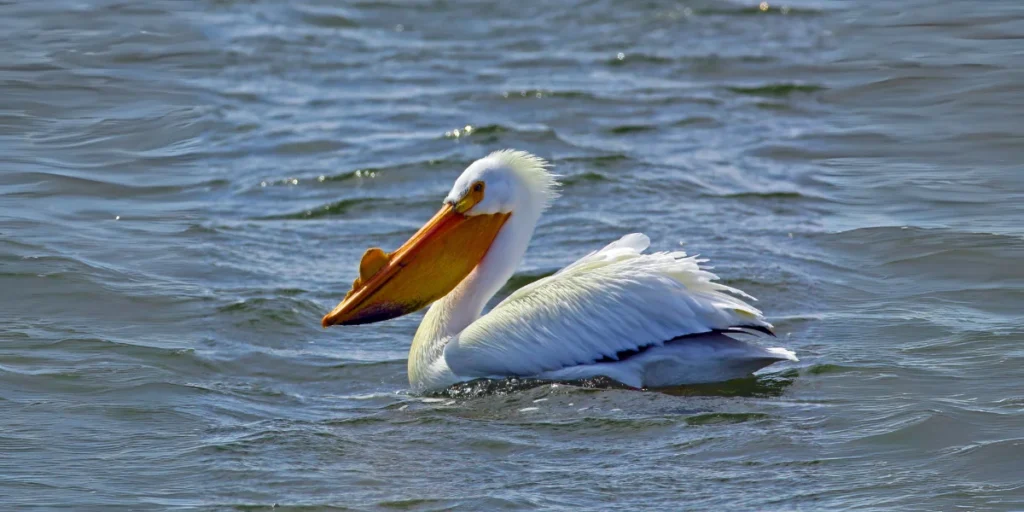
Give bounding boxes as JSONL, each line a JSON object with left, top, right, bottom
{"left": 435, "top": 370, "right": 796, "bottom": 400}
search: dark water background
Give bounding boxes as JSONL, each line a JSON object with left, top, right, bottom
{"left": 2, "top": 0, "right": 1023, "bottom": 509}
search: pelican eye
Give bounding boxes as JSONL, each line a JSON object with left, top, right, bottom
{"left": 454, "top": 181, "right": 486, "bottom": 213}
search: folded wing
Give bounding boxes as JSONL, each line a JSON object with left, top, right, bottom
{"left": 443, "top": 233, "right": 774, "bottom": 378}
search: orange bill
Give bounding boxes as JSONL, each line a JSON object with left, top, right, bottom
{"left": 322, "top": 204, "right": 510, "bottom": 327}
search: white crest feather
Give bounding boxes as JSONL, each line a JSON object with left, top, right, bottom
{"left": 485, "top": 149, "right": 560, "bottom": 211}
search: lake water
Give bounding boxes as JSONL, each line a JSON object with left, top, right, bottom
{"left": 2, "top": 0, "right": 1023, "bottom": 509}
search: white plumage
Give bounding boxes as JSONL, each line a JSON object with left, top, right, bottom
{"left": 444, "top": 232, "right": 795, "bottom": 388}
{"left": 394, "top": 150, "right": 796, "bottom": 393}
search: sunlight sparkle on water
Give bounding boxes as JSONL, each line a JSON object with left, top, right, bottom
{"left": 445, "top": 125, "right": 474, "bottom": 138}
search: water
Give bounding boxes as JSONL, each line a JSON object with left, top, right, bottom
{"left": 2, "top": 0, "right": 1023, "bottom": 509}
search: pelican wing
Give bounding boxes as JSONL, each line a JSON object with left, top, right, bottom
{"left": 443, "top": 233, "right": 773, "bottom": 378}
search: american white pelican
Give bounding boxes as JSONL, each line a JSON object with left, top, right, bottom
{"left": 322, "top": 150, "right": 796, "bottom": 393}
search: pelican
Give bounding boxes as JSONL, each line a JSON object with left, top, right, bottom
{"left": 322, "top": 150, "right": 796, "bottom": 393}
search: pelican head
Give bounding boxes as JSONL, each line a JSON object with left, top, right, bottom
{"left": 322, "top": 150, "right": 557, "bottom": 328}
{"left": 444, "top": 150, "right": 558, "bottom": 216}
